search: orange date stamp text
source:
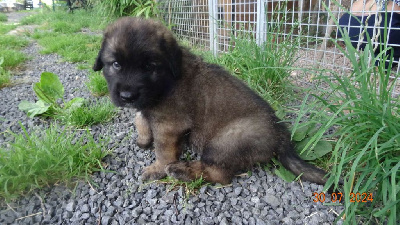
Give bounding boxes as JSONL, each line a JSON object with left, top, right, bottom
{"left": 312, "top": 192, "right": 373, "bottom": 203}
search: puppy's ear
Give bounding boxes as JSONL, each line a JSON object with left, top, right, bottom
{"left": 93, "top": 42, "right": 105, "bottom": 71}
{"left": 160, "top": 36, "right": 182, "bottom": 78}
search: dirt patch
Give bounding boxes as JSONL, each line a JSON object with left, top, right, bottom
{"left": 7, "top": 24, "right": 39, "bottom": 35}
{"left": 4, "top": 11, "right": 35, "bottom": 24}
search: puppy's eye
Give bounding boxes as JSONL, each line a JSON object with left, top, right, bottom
{"left": 144, "top": 62, "right": 157, "bottom": 71}
{"left": 112, "top": 62, "right": 121, "bottom": 70}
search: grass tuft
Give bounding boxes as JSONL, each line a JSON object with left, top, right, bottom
{"left": 32, "top": 31, "right": 101, "bottom": 65}
{"left": 158, "top": 176, "right": 208, "bottom": 203}
{"left": 0, "top": 35, "right": 29, "bottom": 69}
{"left": 0, "top": 13, "right": 6, "bottom": 22}
{"left": 57, "top": 98, "right": 117, "bottom": 127}
{"left": 0, "top": 57, "right": 11, "bottom": 88}
{"left": 0, "top": 49, "right": 27, "bottom": 69}
{"left": 86, "top": 71, "right": 109, "bottom": 96}
{"left": 0, "top": 24, "right": 16, "bottom": 35}
{"left": 291, "top": 4, "right": 400, "bottom": 223}
{"left": 20, "top": 9, "right": 107, "bottom": 32}
{"left": 0, "top": 124, "right": 110, "bottom": 200}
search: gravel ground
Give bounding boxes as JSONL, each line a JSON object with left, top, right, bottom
{"left": 0, "top": 13, "right": 344, "bottom": 225}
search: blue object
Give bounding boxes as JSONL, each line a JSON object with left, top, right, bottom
{"left": 338, "top": 12, "right": 400, "bottom": 67}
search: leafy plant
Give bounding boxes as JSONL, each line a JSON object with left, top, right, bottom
{"left": 0, "top": 124, "right": 110, "bottom": 200}
{"left": 19, "top": 72, "right": 84, "bottom": 118}
{"left": 291, "top": 119, "right": 332, "bottom": 161}
{"left": 94, "top": 0, "right": 137, "bottom": 17}
{"left": 270, "top": 159, "right": 296, "bottom": 182}
{"left": 131, "top": 0, "right": 160, "bottom": 18}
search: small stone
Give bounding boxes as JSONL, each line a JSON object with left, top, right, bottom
{"left": 264, "top": 194, "right": 280, "bottom": 207}
{"left": 101, "top": 216, "right": 110, "bottom": 225}
{"left": 165, "top": 209, "right": 174, "bottom": 216}
{"left": 81, "top": 213, "right": 90, "bottom": 219}
{"left": 251, "top": 196, "right": 260, "bottom": 204}
{"left": 234, "top": 187, "right": 242, "bottom": 196}
{"left": 66, "top": 202, "right": 75, "bottom": 212}
{"left": 81, "top": 204, "right": 89, "bottom": 213}
{"left": 282, "top": 217, "right": 294, "bottom": 225}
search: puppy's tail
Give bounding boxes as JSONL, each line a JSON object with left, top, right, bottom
{"left": 279, "top": 151, "right": 327, "bottom": 185}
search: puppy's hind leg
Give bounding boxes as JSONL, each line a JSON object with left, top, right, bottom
{"left": 165, "top": 161, "right": 233, "bottom": 185}
{"left": 135, "top": 111, "right": 153, "bottom": 149}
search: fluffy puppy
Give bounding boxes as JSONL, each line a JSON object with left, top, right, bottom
{"left": 93, "top": 17, "right": 327, "bottom": 185}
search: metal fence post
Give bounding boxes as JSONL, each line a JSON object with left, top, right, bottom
{"left": 208, "top": 0, "right": 218, "bottom": 56}
{"left": 256, "top": 0, "right": 266, "bottom": 46}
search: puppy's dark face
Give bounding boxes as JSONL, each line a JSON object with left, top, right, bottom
{"left": 93, "top": 17, "right": 182, "bottom": 110}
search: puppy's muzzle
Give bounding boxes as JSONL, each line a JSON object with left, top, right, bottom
{"left": 119, "top": 91, "right": 139, "bottom": 103}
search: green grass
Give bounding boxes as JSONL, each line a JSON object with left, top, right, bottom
{"left": 0, "top": 71, "right": 10, "bottom": 88}
{"left": 290, "top": 5, "right": 400, "bottom": 224}
{"left": 0, "top": 49, "right": 28, "bottom": 69}
{"left": 86, "top": 71, "right": 109, "bottom": 96}
{"left": 0, "top": 58, "right": 11, "bottom": 88}
{"left": 158, "top": 176, "right": 208, "bottom": 202}
{"left": 21, "top": 9, "right": 108, "bottom": 32}
{"left": 32, "top": 31, "right": 101, "bottom": 64}
{"left": 19, "top": 9, "right": 106, "bottom": 67}
{"left": 0, "top": 24, "right": 16, "bottom": 35}
{"left": 0, "top": 35, "right": 30, "bottom": 48}
{"left": 0, "top": 35, "right": 29, "bottom": 69}
{"left": 57, "top": 98, "right": 117, "bottom": 127}
{"left": 0, "top": 13, "right": 6, "bottom": 22}
{"left": 0, "top": 124, "right": 110, "bottom": 200}
{"left": 0, "top": 18, "right": 30, "bottom": 86}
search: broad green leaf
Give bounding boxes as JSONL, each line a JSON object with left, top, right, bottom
{"left": 18, "top": 100, "right": 50, "bottom": 118}
{"left": 272, "top": 159, "right": 296, "bottom": 182}
{"left": 33, "top": 72, "right": 64, "bottom": 103}
{"left": 292, "top": 125, "right": 309, "bottom": 142}
{"left": 33, "top": 83, "right": 52, "bottom": 104}
{"left": 296, "top": 138, "right": 332, "bottom": 160}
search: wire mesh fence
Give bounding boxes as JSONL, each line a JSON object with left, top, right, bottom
{"left": 158, "top": 0, "right": 400, "bottom": 96}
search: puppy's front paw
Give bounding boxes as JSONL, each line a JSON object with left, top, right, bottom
{"left": 141, "top": 163, "right": 167, "bottom": 181}
{"left": 165, "top": 162, "right": 192, "bottom": 182}
{"left": 137, "top": 138, "right": 153, "bottom": 149}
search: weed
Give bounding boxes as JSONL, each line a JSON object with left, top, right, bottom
{"left": 94, "top": 0, "right": 137, "bottom": 17}
{"left": 0, "top": 124, "right": 110, "bottom": 200}
{"left": 57, "top": 98, "right": 117, "bottom": 127}
{"left": 19, "top": 72, "right": 116, "bottom": 126}
{"left": 19, "top": 72, "right": 84, "bottom": 118}
{"left": 159, "top": 176, "right": 208, "bottom": 203}
{"left": 131, "top": 0, "right": 160, "bottom": 18}
{"left": 86, "top": 71, "right": 109, "bottom": 96}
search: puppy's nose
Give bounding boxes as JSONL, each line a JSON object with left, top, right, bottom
{"left": 120, "top": 91, "right": 139, "bottom": 102}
